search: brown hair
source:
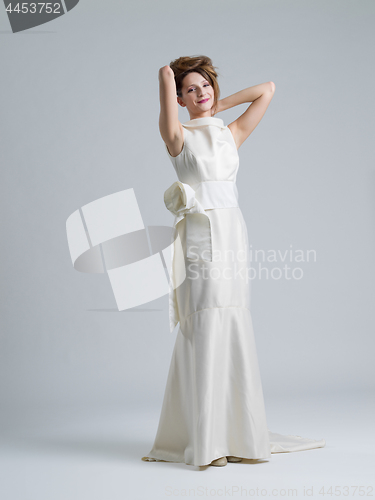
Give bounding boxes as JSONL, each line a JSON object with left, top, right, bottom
{"left": 169, "top": 55, "right": 220, "bottom": 116}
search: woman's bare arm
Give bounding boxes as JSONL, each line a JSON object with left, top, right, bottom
{"left": 158, "top": 66, "right": 184, "bottom": 157}
{"left": 216, "top": 82, "right": 276, "bottom": 149}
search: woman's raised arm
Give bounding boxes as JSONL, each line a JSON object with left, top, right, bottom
{"left": 158, "top": 66, "right": 184, "bottom": 157}
{"left": 219, "top": 82, "right": 276, "bottom": 149}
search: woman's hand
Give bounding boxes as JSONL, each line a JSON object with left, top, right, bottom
{"left": 159, "top": 65, "right": 174, "bottom": 80}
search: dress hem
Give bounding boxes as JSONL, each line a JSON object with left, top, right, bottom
{"left": 144, "top": 450, "right": 272, "bottom": 467}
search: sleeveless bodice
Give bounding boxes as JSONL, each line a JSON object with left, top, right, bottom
{"left": 164, "top": 117, "right": 239, "bottom": 185}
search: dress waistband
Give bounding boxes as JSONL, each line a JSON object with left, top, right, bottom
{"left": 190, "top": 181, "right": 239, "bottom": 209}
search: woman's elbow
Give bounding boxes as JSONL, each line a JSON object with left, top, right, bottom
{"left": 269, "top": 81, "right": 276, "bottom": 92}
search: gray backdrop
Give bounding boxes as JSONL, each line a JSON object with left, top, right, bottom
{"left": 0, "top": 0, "right": 374, "bottom": 497}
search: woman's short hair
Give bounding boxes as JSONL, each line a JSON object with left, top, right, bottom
{"left": 169, "top": 55, "right": 220, "bottom": 115}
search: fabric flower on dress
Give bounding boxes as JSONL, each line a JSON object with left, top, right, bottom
{"left": 164, "top": 181, "right": 212, "bottom": 262}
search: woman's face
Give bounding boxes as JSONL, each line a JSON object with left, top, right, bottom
{"left": 177, "top": 72, "right": 215, "bottom": 118}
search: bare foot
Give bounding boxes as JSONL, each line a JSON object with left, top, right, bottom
{"left": 210, "top": 456, "right": 227, "bottom": 466}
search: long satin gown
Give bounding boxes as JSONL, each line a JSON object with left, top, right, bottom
{"left": 145, "top": 116, "right": 325, "bottom": 466}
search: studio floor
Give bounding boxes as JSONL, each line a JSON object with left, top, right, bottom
{"left": 0, "top": 389, "right": 374, "bottom": 500}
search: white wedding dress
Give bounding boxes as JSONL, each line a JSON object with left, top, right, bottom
{"left": 145, "top": 117, "right": 325, "bottom": 466}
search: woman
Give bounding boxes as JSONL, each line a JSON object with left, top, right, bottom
{"left": 142, "top": 55, "right": 325, "bottom": 467}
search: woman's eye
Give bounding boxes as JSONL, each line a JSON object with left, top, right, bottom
{"left": 187, "top": 84, "right": 209, "bottom": 93}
